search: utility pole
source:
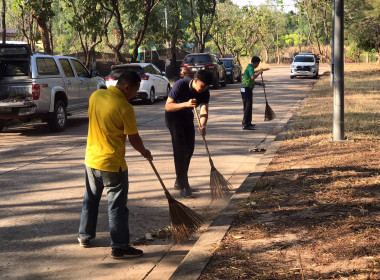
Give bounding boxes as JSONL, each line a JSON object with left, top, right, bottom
{"left": 333, "top": 0, "right": 345, "bottom": 141}
{"left": 330, "top": 0, "right": 335, "bottom": 86}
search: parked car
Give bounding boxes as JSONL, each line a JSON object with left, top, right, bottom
{"left": 180, "top": 53, "right": 227, "bottom": 89}
{"left": 220, "top": 57, "right": 242, "bottom": 83}
{"left": 290, "top": 53, "right": 319, "bottom": 79}
{"left": 0, "top": 42, "right": 106, "bottom": 132}
{"left": 105, "top": 63, "right": 170, "bottom": 104}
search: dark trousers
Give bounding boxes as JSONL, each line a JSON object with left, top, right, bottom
{"left": 241, "top": 87, "right": 253, "bottom": 127}
{"left": 165, "top": 110, "right": 195, "bottom": 188}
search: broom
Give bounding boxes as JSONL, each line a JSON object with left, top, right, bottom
{"left": 148, "top": 160, "right": 203, "bottom": 242}
{"left": 261, "top": 73, "right": 276, "bottom": 121}
{"left": 193, "top": 107, "right": 233, "bottom": 200}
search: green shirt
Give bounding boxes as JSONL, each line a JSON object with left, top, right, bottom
{"left": 242, "top": 64, "right": 255, "bottom": 89}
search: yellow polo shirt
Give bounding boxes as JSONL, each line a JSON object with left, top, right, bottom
{"left": 85, "top": 86, "right": 138, "bottom": 172}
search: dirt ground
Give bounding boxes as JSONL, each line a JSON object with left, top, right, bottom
{"left": 199, "top": 65, "right": 380, "bottom": 280}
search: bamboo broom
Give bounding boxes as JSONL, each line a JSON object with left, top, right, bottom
{"left": 148, "top": 160, "right": 203, "bottom": 242}
{"left": 261, "top": 73, "right": 276, "bottom": 121}
{"left": 193, "top": 107, "right": 233, "bottom": 200}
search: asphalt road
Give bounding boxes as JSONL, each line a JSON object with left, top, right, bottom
{"left": 0, "top": 66, "right": 326, "bottom": 280}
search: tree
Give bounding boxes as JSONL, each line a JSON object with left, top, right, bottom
{"left": 345, "top": 0, "right": 380, "bottom": 63}
{"left": 189, "top": 0, "right": 217, "bottom": 52}
{"left": 66, "top": 0, "right": 103, "bottom": 68}
{"left": 128, "top": 0, "right": 161, "bottom": 62}
{"left": 2, "top": 0, "right": 5, "bottom": 43}
{"left": 98, "top": 0, "right": 126, "bottom": 63}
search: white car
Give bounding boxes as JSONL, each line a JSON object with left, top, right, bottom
{"left": 290, "top": 53, "right": 319, "bottom": 79}
{"left": 105, "top": 63, "right": 170, "bottom": 104}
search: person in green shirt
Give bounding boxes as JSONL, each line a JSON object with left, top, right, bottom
{"left": 241, "top": 56, "right": 266, "bottom": 130}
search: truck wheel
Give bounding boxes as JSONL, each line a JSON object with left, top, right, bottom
{"left": 0, "top": 121, "right": 5, "bottom": 132}
{"left": 213, "top": 75, "right": 220, "bottom": 89}
{"left": 221, "top": 73, "right": 227, "bottom": 87}
{"left": 48, "top": 100, "right": 67, "bottom": 132}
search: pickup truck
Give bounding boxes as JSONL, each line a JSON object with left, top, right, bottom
{"left": 0, "top": 42, "right": 106, "bottom": 132}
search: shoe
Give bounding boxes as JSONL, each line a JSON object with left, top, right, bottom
{"left": 174, "top": 181, "right": 199, "bottom": 192}
{"left": 242, "top": 126, "right": 256, "bottom": 130}
{"left": 180, "top": 187, "right": 195, "bottom": 198}
{"left": 111, "top": 247, "right": 143, "bottom": 259}
{"left": 78, "top": 237, "right": 90, "bottom": 248}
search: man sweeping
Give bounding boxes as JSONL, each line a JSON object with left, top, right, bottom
{"left": 165, "top": 70, "right": 213, "bottom": 198}
{"left": 78, "top": 70, "right": 153, "bottom": 259}
{"left": 240, "top": 56, "right": 267, "bottom": 130}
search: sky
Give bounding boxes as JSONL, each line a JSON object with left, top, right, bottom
{"left": 231, "top": 0, "right": 296, "bottom": 12}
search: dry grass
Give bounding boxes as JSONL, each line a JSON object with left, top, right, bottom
{"left": 200, "top": 63, "right": 380, "bottom": 280}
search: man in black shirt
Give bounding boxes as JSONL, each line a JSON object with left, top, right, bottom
{"left": 165, "top": 70, "right": 213, "bottom": 198}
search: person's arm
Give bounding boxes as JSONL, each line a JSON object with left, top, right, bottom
{"left": 165, "top": 96, "right": 196, "bottom": 112}
{"left": 128, "top": 133, "right": 153, "bottom": 161}
{"left": 250, "top": 68, "right": 265, "bottom": 81}
{"left": 198, "top": 103, "right": 208, "bottom": 136}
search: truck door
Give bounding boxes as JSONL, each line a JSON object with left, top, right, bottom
{"left": 58, "top": 58, "right": 80, "bottom": 107}
{"left": 70, "top": 59, "right": 94, "bottom": 105}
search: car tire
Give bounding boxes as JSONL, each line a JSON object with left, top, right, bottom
{"left": 148, "top": 87, "right": 155, "bottom": 104}
{"left": 48, "top": 99, "right": 67, "bottom": 132}
{"left": 230, "top": 75, "right": 235, "bottom": 84}
{"left": 314, "top": 71, "right": 319, "bottom": 79}
{"left": 290, "top": 76, "right": 295, "bottom": 79}
{"left": 221, "top": 72, "right": 227, "bottom": 87}
{"left": 213, "top": 75, "right": 220, "bottom": 89}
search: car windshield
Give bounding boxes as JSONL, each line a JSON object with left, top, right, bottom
{"left": 109, "top": 66, "right": 144, "bottom": 78}
{"left": 184, "top": 55, "right": 211, "bottom": 63}
{"left": 294, "top": 56, "right": 315, "bottom": 63}
{"left": 221, "top": 60, "right": 232, "bottom": 67}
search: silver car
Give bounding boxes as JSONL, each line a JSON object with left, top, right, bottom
{"left": 105, "top": 63, "right": 170, "bottom": 104}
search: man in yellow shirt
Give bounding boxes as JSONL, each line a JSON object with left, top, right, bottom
{"left": 78, "top": 70, "right": 153, "bottom": 259}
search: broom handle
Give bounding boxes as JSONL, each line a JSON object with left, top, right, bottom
{"left": 261, "top": 73, "right": 268, "bottom": 101}
{"left": 193, "top": 107, "right": 213, "bottom": 161}
{"left": 148, "top": 160, "right": 170, "bottom": 194}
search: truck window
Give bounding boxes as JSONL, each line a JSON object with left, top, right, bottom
{"left": 71, "top": 60, "right": 89, "bottom": 78}
{"left": 37, "top": 58, "right": 60, "bottom": 75}
{"left": 2, "top": 61, "right": 29, "bottom": 77}
{"left": 59, "top": 59, "right": 75, "bottom": 77}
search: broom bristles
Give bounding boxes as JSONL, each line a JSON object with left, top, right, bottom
{"left": 167, "top": 196, "right": 203, "bottom": 242}
{"left": 264, "top": 101, "right": 276, "bottom": 121}
{"left": 210, "top": 166, "right": 233, "bottom": 200}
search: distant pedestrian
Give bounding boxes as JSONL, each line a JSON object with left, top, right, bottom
{"left": 78, "top": 70, "right": 153, "bottom": 259}
{"left": 165, "top": 70, "right": 213, "bottom": 198}
{"left": 240, "top": 56, "right": 266, "bottom": 130}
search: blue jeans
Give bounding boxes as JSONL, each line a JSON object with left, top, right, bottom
{"left": 78, "top": 166, "right": 130, "bottom": 249}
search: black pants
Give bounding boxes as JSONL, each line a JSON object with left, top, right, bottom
{"left": 165, "top": 110, "right": 195, "bottom": 188}
{"left": 241, "top": 87, "right": 253, "bottom": 127}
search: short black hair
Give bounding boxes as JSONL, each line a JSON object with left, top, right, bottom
{"left": 195, "top": 69, "right": 213, "bottom": 85}
{"left": 116, "top": 70, "right": 141, "bottom": 88}
{"left": 251, "top": 56, "right": 261, "bottom": 64}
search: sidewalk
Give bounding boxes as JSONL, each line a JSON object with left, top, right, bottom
{"left": 0, "top": 66, "right": 325, "bottom": 280}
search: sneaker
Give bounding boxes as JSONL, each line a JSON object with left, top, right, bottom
{"left": 111, "top": 247, "right": 143, "bottom": 259}
{"left": 242, "top": 125, "right": 256, "bottom": 130}
{"left": 180, "top": 187, "right": 195, "bottom": 198}
{"left": 77, "top": 237, "right": 90, "bottom": 248}
{"left": 174, "top": 181, "right": 199, "bottom": 192}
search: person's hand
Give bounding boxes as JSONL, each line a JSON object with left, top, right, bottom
{"left": 142, "top": 149, "right": 153, "bottom": 161}
{"left": 185, "top": 98, "right": 197, "bottom": 108}
{"left": 198, "top": 125, "right": 206, "bottom": 136}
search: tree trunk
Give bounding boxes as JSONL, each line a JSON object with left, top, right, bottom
{"left": 1, "top": 0, "right": 6, "bottom": 43}
{"left": 36, "top": 15, "right": 52, "bottom": 54}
